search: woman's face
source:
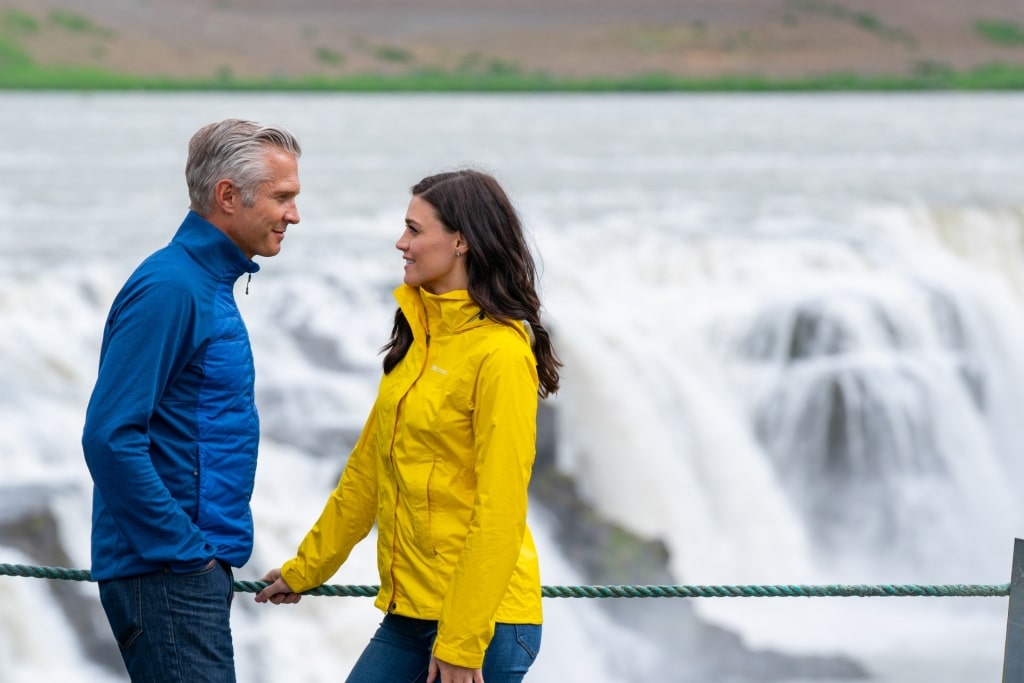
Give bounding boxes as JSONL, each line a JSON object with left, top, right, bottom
{"left": 396, "top": 195, "right": 468, "bottom": 294}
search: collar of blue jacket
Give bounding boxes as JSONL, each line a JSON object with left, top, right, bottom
{"left": 176, "top": 210, "right": 261, "bottom": 279}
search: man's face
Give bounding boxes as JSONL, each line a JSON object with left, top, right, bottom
{"left": 223, "top": 147, "right": 300, "bottom": 259}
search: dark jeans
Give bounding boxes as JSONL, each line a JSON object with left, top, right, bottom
{"left": 347, "top": 613, "right": 542, "bottom": 683}
{"left": 98, "top": 560, "right": 236, "bottom": 683}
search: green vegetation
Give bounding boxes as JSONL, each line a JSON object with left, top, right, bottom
{"left": 0, "top": 5, "right": 1019, "bottom": 94}
{"left": 49, "top": 9, "right": 112, "bottom": 38}
{"left": 455, "top": 53, "right": 522, "bottom": 76}
{"left": 314, "top": 46, "right": 344, "bottom": 66}
{"left": 913, "top": 60, "right": 954, "bottom": 79}
{"left": 0, "top": 4, "right": 1019, "bottom": 93}
{"left": 2, "top": 10, "right": 39, "bottom": 34}
{"left": 0, "top": 36, "right": 32, "bottom": 68}
{"left": 215, "top": 66, "right": 234, "bottom": 84}
{"left": 975, "top": 19, "right": 1024, "bottom": 47}
{"left": 481, "top": 59, "right": 520, "bottom": 77}
{"left": 0, "top": 8, "right": 114, "bottom": 69}
{"left": 1, "top": 61, "right": 1023, "bottom": 91}
{"left": 374, "top": 45, "right": 412, "bottom": 63}
{"left": 787, "top": 0, "right": 915, "bottom": 46}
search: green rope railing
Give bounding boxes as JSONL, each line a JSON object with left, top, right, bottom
{"left": 0, "top": 563, "right": 1009, "bottom": 598}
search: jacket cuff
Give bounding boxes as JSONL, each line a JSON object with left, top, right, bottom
{"left": 280, "top": 558, "right": 314, "bottom": 594}
{"left": 432, "top": 641, "right": 485, "bottom": 670}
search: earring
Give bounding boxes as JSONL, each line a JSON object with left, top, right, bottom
{"left": 455, "top": 250, "right": 462, "bottom": 257}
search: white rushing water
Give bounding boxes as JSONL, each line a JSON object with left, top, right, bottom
{"left": 2, "top": 92, "right": 1024, "bottom": 682}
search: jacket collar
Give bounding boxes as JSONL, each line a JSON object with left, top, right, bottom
{"left": 394, "top": 285, "right": 486, "bottom": 340}
{"left": 172, "top": 210, "right": 260, "bottom": 280}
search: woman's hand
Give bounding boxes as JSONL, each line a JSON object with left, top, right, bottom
{"left": 253, "top": 567, "right": 302, "bottom": 605}
{"left": 426, "top": 655, "right": 484, "bottom": 683}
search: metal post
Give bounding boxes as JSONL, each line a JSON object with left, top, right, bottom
{"left": 1004, "top": 538, "right": 1024, "bottom": 682}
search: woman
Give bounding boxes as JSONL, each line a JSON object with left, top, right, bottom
{"left": 256, "top": 169, "right": 560, "bottom": 683}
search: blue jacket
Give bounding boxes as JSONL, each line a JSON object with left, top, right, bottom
{"left": 83, "top": 211, "right": 261, "bottom": 581}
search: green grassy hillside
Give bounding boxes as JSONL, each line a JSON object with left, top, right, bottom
{"left": 2, "top": 0, "right": 1024, "bottom": 90}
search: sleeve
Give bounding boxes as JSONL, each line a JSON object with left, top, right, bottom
{"left": 81, "top": 274, "right": 215, "bottom": 571}
{"left": 433, "top": 341, "right": 539, "bottom": 668}
{"left": 281, "top": 403, "right": 380, "bottom": 592}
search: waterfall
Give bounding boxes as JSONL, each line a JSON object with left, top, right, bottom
{"left": 3, "top": 91, "right": 1023, "bottom": 682}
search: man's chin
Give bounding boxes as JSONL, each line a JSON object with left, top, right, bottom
{"left": 257, "top": 244, "right": 283, "bottom": 259}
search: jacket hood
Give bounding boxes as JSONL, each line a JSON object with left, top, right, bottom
{"left": 394, "top": 284, "right": 531, "bottom": 345}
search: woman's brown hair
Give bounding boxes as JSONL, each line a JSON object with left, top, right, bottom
{"left": 382, "top": 169, "right": 561, "bottom": 397}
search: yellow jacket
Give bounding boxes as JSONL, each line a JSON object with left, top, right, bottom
{"left": 281, "top": 285, "right": 543, "bottom": 668}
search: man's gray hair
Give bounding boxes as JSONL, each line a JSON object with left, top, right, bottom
{"left": 185, "top": 119, "right": 302, "bottom": 216}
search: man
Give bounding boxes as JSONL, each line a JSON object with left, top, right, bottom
{"left": 82, "top": 119, "right": 301, "bottom": 682}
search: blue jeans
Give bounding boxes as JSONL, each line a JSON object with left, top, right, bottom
{"left": 98, "top": 560, "right": 236, "bottom": 683}
{"left": 347, "top": 613, "right": 542, "bottom": 683}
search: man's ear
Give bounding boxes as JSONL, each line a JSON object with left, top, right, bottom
{"left": 213, "top": 179, "right": 238, "bottom": 215}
